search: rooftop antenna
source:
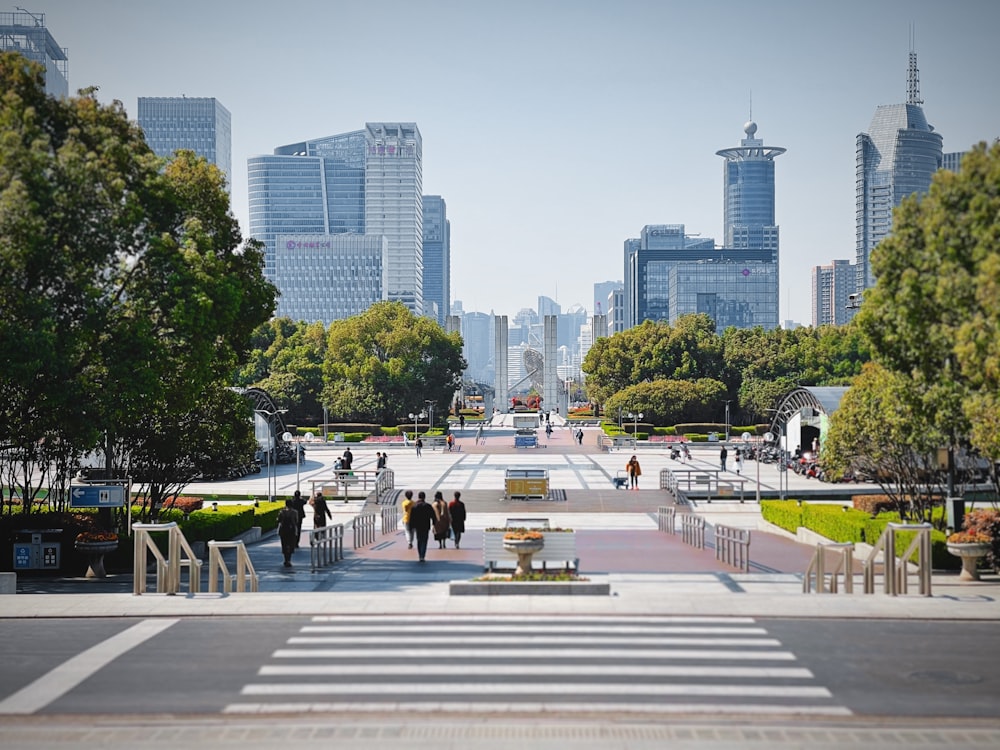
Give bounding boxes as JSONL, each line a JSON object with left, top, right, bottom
{"left": 906, "top": 25, "right": 923, "bottom": 105}
{"left": 749, "top": 89, "right": 752, "bottom": 121}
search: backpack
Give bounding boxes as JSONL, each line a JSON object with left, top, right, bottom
{"left": 278, "top": 508, "right": 298, "bottom": 535}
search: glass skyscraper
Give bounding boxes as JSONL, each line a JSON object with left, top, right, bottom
{"left": 856, "top": 51, "right": 942, "bottom": 290}
{"left": 716, "top": 121, "right": 785, "bottom": 253}
{"left": 137, "top": 97, "right": 232, "bottom": 191}
{"left": 422, "top": 196, "right": 450, "bottom": 325}
{"left": 0, "top": 10, "right": 68, "bottom": 97}
{"left": 248, "top": 123, "right": 424, "bottom": 316}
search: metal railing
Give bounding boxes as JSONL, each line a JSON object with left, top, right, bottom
{"left": 353, "top": 513, "right": 377, "bottom": 548}
{"left": 311, "top": 470, "right": 381, "bottom": 501}
{"left": 132, "top": 522, "right": 202, "bottom": 596}
{"left": 381, "top": 505, "right": 399, "bottom": 534}
{"left": 680, "top": 514, "right": 706, "bottom": 549}
{"left": 207, "top": 540, "right": 258, "bottom": 593}
{"left": 803, "top": 542, "right": 855, "bottom": 594}
{"left": 309, "top": 523, "right": 344, "bottom": 570}
{"left": 863, "top": 522, "right": 933, "bottom": 596}
{"left": 714, "top": 524, "right": 751, "bottom": 572}
{"left": 657, "top": 505, "right": 676, "bottom": 533}
{"left": 375, "top": 468, "right": 395, "bottom": 502}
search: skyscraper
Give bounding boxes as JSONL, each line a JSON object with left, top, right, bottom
{"left": 716, "top": 121, "right": 785, "bottom": 254}
{"left": 137, "top": 97, "right": 232, "bottom": 190}
{"left": 248, "top": 123, "right": 424, "bottom": 316}
{"left": 856, "top": 50, "right": 942, "bottom": 290}
{"left": 422, "top": 196, "right": 450, "bottom": 325}
{"left": 811, "top": 260, "right": 857, "bottom": 327}
{"left": 0, "top": 10, "right": 68, "bottom": 97}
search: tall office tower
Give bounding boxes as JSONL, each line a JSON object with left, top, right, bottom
{"left": 249, "top": 123, "right": 423, "bottom": 315}
{"left": 856, "top": 50, "right": 942, "bottom": 290}
{"left": 138, "top": 97, "right": 232, "bottom": 190}
{"left": 274, "top": 234, "right": 387, "bottom": 326}
{"left": 592, "top": 280, "right": 621, "bottom": 317}
{"left": 942, "top": 151, "right": 965, "bottom": 173}
{"left": 609, "top": 288, "right": 625, "bottom": 334}
{"left": 461, "top": 311, "right": 494, "bottom": 385}
{"left": 422, "top": 196, "right": 450, "bottom": 325}
{"left": 0, "top": 10, "right": 67, "bottom": 97}
{"left": 811, "top": 259, "right": 857, "bottom": 327}
{"left": 537, "top": 296, "right": 560, "bottom": 318}
{"left": 716, "top": 121, "right": 785, "bottom": 253}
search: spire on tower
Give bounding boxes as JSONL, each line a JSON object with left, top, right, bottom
{"left": 906, "top": 26, "right": 923, "bottom": 105}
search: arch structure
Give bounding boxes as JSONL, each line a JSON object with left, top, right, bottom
{"left": 769, "top": 386, "right": 848, "bottom": 457}
{"left": 241, "top": 387, "right": 298, "bottom": 464}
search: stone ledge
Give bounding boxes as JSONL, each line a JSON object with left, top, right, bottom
{"left": 449, "top": 579, "right": 610, "bottom": 596}
{"left": 0, "top": 572, "right": 16, "bottom": 594}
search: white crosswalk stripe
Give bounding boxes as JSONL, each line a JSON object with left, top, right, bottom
{"left": 224, "top": 615, "right": 850, "bottom": 717}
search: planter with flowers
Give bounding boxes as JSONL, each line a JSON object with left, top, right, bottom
{"left": 946, "top": 531, "right": 991, "bottom": 581}
{"left": 74, "top": 531, "right": 119, "bottom": 579}
{"left": 502, "top": 530, "right": 545, "bottom": 576}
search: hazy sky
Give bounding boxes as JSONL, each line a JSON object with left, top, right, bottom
{"left": 27, "top": 0, "right": 1000, "bottom": 324}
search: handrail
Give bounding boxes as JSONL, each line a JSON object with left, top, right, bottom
{"left": 680, "top": 514, "right": 706, "bottom": 549}
{"left": 715, "top": 524, "right": 751, "bottom": 572}
{"left": 863, "top": 522, "right": 933, "bottom": 596}
{"left": 375, "top": 468, "right": 395, "bottom": 502}
{"left": 132, "top": 522, "right": 202, "bottom": 596}
{"left": 309, "top": 523, "right": 344, "bottom": 570}
{"left": 657, "top": 505, "right": 676, "bottom": 534}
{"left": 381, "top": 505, "right": 399, "bottom": 534}
{"left": 803, "top": 542, "right": 855, "bottom": 593}
{"left": 353, "top": 513, "right": 377, "bottom": 548}
{"left": 207, "top": 540, "right": 258, "bottom": 593}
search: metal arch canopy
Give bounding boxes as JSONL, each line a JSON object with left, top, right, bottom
{"left": 768, "top": 386, "right": 849, "bottom": 434}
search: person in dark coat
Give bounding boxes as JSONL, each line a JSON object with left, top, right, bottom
{"left": 407, "top": 491, "right": 436, "bottom": 562}
{"left": 310, "top": 491, "right": 331, "bottom": 528}
{"left": 448, "top": 491, "right": 467, "bottom": 549}
{"left": 720, "top": 445, "right": 728, "bottom": 472}
{"left": 291, "top": 490, "right": 307, "bottom": 547}
{"left": 432, "top": 491, "right": 451, "bottom": 548}
{"left": 277, "top": 499, "right": 300, "bottom": 568}
{"left": 341, "top": 447, "right": 353, "bottom": 470}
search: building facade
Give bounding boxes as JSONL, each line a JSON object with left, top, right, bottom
{"left": 248, "top": 123, "right": 424, "bottom": 317}
{"left": 274, "top": 234, "right": 387, "bottom": 326}
{"left": 137, "top": 97, "right": 232, "bottom": 190}
{"left": 422, "top": 195, "right": 450, "bottom": 325}
{"left": 0, "top": 10, "right": 68, "bottom": 97}
{"left": 811, "top": 259, "right": 857, "bottom": 327}
{"left": 716, "top": 121, "right": 785, "bottom": 253}
{"left": 856, "top": 51, "right": 942, "bottom": 290}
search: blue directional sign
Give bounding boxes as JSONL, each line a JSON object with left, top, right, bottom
{"left": 70, "top": 485, "right": 125, "bottom": 508}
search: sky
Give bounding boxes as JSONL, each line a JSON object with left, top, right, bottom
{"left": 23, "top": 0, "right": 1000, "bottom": 325}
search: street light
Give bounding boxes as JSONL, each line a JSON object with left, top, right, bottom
{"left": 282, "top": 431, "right": 300, "bottom": 494}
{"left": 626, "top": 412, "right": 643, "bottom": 441}
{"left": 408, "top": 411, "right": 427, "bottom": 441}
{"left": 724, "top": 400, "right": 732, "bottom": 442}
{"left": 254, "top": 407, "right": 287, "bottom": 502}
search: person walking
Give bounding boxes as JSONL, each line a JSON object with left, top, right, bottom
{"left": 446, "top": 432, "right": 454, "bottom": 452}
{"left": 415, "top": 436, "right": 423, "bottom": 457}
{"left": 720, "top": 445, "right": 728, "bottom": 472}
{"left": 432, "top": 490, "right": 451, "bottom": 548}
{"left": 376, "top": 451, "right": 387, "bottom": 470}
{"left": 735, "top": 446, "right": 744, "bottom": 475}
{"left": 400, "top": 489, "right": 415, "bottom": 548}
{"left": 408, "top": 491, "right": 436, "bottom": 562}
{"left": 626, "top": 454, "right": 642, "bottom": 489}
{"left": 310, "top": 491, "right": 332, "bottom": 528}
{"left": 277, "top": 498, "right": 300, "bottom": 568}
{"left": 291, "top": 489, "right": 307, "bottom": 548}
{"left": 459, "top": 414, "right": 465, "bottom": 431}
{"left": 448, "top": 491, "right": 467, "bottom": 549}
{"left": 341, "top": 446, "right": 353, "bottom": 471}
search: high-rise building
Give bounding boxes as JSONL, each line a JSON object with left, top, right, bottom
{"left": 716, "top": 121, "right": 785, "bottom": 253}
{"left": 460, "top": 310, "right": 494, "bottom": 385}
{"left": 422, "top": 196, "right": 450, "bottom": 325}
{"left": 811, "top": 260, "right": 857, "bottom": 327}
{"left": 592, "top": 281, "right": 621, "bottom": 318}
{"left": 248, "top": 123, "right": 423, "bottom": 316}
{"left": 608, "top": 288, "right": 625, "bottom": 334}
{"left": 0, "top": 10, "right": 67, "bottom": 97}
{"left": 137, "top": 97, "right": 232, "bottom": 190}
{"left": 856, "top": 50, "right": 942, "bottom": 290}
{"left": 274, "top": 234, "right": 387, "bottom": 326}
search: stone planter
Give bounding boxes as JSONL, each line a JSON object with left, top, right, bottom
{"left": 503, "top": 537, "right": 544, "bottom": 576}
{"left": 947, "top": 542, "right": 990, "bottom": 581}
{"left": 75, "top": 540, "right": 119, "bottom": 579}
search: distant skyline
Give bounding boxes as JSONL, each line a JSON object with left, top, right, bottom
{"left": 24, "top": 0, "right": 1000, "bottom": 325}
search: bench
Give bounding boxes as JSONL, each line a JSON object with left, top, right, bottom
{"left": 419, "top": 436, "right": 448, "bottom": 450}
{"left": 482, "top": 530, "right": 578, "bottom": 572}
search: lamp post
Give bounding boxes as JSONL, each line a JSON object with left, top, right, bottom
{"left": 626, "top": 412, "right": 643, "bottom": 441}
{"left": 282, "top": 431, "right": 300, "bottom": 494}
{"left": 408, "top": 411, "right": 426, "bottom": 441}
{"left": 724, "top": 400, "right": 731, "bottom": 442}
{"left": 254, "top": 407, "right": 287, "bottom": 502}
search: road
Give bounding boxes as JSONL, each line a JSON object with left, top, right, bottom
{"left": 0, "top": 614, "right": 998, "bottom": 748}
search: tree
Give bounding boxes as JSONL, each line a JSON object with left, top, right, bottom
{"left": 604, "top": 378, "right": 727, "bottom": 427}
{"left": 856, "top": 140, "right": 1000, "bottom": 493}
{"left": 322, "top": 302, "right": 466, "bottom": 426}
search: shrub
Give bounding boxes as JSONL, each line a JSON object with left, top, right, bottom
{"left": 760, "top": 500, "right": 803, "bottom": 534}
{"left": 963, "top": 508, "right": 1000, "bottom": 569}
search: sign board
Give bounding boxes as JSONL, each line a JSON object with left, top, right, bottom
{"left": 70, "top": 485, "right": 125, "bottom": 508}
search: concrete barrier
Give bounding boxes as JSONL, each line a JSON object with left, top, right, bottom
{"left": 0, "top": 572, "right": 16, "bottom": 594}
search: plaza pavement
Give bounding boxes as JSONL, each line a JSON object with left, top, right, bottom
{"left": 4, "top": 416, "right": 999, "bottom": 621}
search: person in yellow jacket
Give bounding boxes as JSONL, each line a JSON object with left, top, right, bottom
{"left": 626, "top": 455, "right": 642, "bottom": 490}
{"left": 401, "top": 489, "right": 415, "bottom": 548}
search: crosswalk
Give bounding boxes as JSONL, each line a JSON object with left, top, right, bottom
{"left": 224, "top": 615, "right": 850, "bottom": 717}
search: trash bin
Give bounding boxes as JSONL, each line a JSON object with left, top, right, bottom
{"left": 12, "top": 529, "right": 62, "bottom": 571}
{"left": 333, "top": 432, "right": 345, "bottom": 443}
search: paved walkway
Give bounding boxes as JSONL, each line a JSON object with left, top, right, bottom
{"left": 5, "top": 421, "right": 1000, "bottom": 620}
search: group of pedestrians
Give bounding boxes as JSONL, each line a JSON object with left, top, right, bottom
{"left": 278, "top": 489, "right": 331, "bottom": 568}
{"left": 400, "top": 489, "right": 467, "bottom": 562}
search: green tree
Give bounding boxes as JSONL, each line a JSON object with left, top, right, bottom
{"left": 322, "top": 302, "right": 466, "bottom": 426}
{"left": 604, "top": 378, "right": 727, "bottom": 427}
